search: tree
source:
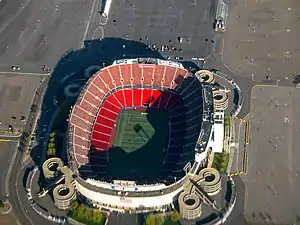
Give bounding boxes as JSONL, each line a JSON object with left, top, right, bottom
{"left": 293, "top": 74, "right": 300, "bottom": 84}
{"left": 70, "top": 201, "right": 79, "bottom": 211}
{"left": 84, "top": 207, "right": 93, "bottom": 223}
{"left": 145, "top": 213, "right": 156, "bottom": 225}
{"left": 170, "top": 210, "right": 181, "bottom": 221}
{"left": 155, "top": 215, "right": 164, "bottom": 225}
{"left": 92, "top": 210, "right": 103, "bottom": 223}
{"left": 77, "top": 205, "right": 85, "bottom": 220}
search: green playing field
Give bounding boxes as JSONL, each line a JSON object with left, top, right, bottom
{"left": 109, "top": 108, "right": 169, "bottom": 181}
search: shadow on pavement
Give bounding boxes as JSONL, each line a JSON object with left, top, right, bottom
{"left": 33, "top": 37, "right": 164, "bottom": 166}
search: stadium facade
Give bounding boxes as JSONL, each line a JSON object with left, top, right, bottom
{"left": 65, "top": 58, "right": 220, "bottom": 212}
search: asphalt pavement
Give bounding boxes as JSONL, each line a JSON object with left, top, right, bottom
{"left": 0, "top": 0, "right": 96, "bottom": 73}
{"left": 6, "top": 76, "right": 56, "bottom": 225}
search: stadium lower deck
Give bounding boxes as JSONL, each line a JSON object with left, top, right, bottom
{"left": 87, "top": 88, "right": 192, "bottom": 184}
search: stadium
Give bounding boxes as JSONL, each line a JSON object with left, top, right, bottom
{"left": 66, "top": 58, "right": 215, "bottom": 212}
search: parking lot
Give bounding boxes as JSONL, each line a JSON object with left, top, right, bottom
{"left": 223, "top": 0, "right": 300, "bottom": 84}
{"left": 103, "top": 0, "right": 216, "bottom": 61}
{"left": 0, "top": 73, "right": 44, "bottom": 132}
{"left": 0, "top": 0, "right": 95, "bottom": 73}
{"left": 243, "top": 86, "right": 300, "bottom": 224}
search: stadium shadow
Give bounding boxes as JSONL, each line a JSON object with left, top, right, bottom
{"left": 88, "top": 108, "right": 173, "bottom": 183}
{"left": 33, "top": 37, "right": 164, "bottom": 167}
{"left": 181, "top": 60, "right": 201, "bottom": 72}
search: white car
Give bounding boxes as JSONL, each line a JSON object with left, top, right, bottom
{"left": 215, "top": 20, "right": 225, "bottom": 31}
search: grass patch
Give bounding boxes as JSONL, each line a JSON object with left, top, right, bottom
{"left": 69, "top": 201, "right": 106, "bottom": 225}
{"left": 224, "top": 114, "right": 230, "bottom": 133}
{"left": 145, "top": 211, "right": 181, "bottom": 225}
{"left": 212, "top": 152, "right": 229, "bottom": 173}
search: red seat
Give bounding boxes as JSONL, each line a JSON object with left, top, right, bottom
{"left": 123, "top": 89, "right": 133, "bottom": 106}
{"left": 102, "top": 99, "right": 121, "bottom": 113}
{"left": 142, "top": 89, "right": 153, "bottom": 105}
{"left": 100, "top": 68, "right": 115, "bottom": 89}
{"left": 74, "top": 125, "right": 90, "bottom": 138}
{"left": 108, "top": 65, "right": 122, "bottom": 87}
{"left": 93, "top": 121, "right": 113, "bottom": 134}
{"left": 73, "top": 146, "right": 89, "bottom": 164}
{"left": 120, "top": 64, "right": 131, "bottom": 86}
{"left": 133, "top": 89, "right": 142, "bottom": 106}
{"left": 142, "top": 66, "right": 154, "bottom": 85}
{"left": 74, "top": 105, "right": 94, "bottom": 122}
{"left": 149, "top": 90, "right": 162, "bottom": 107}
{"left": 92, "top": 131, "right": 111, "bottom": 142}
{"left": 89, "top": 78, "right": 106, "bottom": 98}
{"left": 105, "top": 93, "right": 123, "bottom": 109}
{"left": 74, "top": 135, "right": 89, "bottom": 148}
{"left": 92, "top": 75, "right": 110, "bottom": 93}
{"left": 99, "top": 107, "right": 118, "bottom": 121}
{"left": 70, "top": 114, "right": 91, "bottom": 131}
{"left": 90, "top": 139, "right": 109, "bottom": 150}
{"left": 111, "top": 91, "right": 125, "bottom": 107}
{"left": 170, "top": 68, "right": 189, "bottom": 89}
{"left": 164, "top": 66, "right": 177, "bottom": 88}
{"left": 80, "top": 99, "right": 98, "bottom": 115}
{"left": 131, "top": 64, "right": 142, "bottom": 85}
{"left": 81, "top": 91, "right": 99, "bottom": 108}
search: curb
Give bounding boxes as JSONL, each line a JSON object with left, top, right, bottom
{"left": 0, "top": 133, "right": 22, "bottom": 138}
{"left": 0, "top": 203, "right": 12, "bottom": 215}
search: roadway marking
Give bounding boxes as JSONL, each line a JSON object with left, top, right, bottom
{"left": 0, "top": 71, "right": 50, "bottom": 76}
{"left": 92, "top": 26, "right": 104, "bottom": 40}
{"left": 0, "top": 0, "right": 32, "bottom": 36}
{"left": 81, "top": 0, "right": 98, "bottom": 48}
{"left": 0, "top": 139, "right": 18, "bottom": 143}
{"left": 15, "top": 163, "right": 34, "bottom": 225}
{"left": 255, "top": 83, "right": 278, "bottom": 87}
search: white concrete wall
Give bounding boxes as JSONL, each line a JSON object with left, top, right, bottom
{"left": 75, "top": 180, "right": 183, "bottom": 208}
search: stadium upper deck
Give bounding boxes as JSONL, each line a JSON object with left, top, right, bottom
{"left": 67, "top": 58, "right": 213, "bottom": 179}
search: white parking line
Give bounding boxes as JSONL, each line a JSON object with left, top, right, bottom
{"left": 81, "top": 0, "right": 98, "bottom": 48}
{"left": 92, "top": 26, "right": 104, "bottom": 40}
{"left": 0, "top": 71, "right": 50, "bottom": 76}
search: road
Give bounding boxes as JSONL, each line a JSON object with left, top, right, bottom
{"left": 6, "top": 76, "right": 56, "bottom": 225}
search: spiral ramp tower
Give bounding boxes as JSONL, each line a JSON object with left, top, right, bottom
{"left": 178, "top": 168, "right": 221, "bottom": 220}
{"left": 195, "top": 70, "right": 215, "bottom": 84}
{"left": 53, "top": 183, "right": 76, "bottom": 210}
{"left": 42, "top": 157, "right": 64, "bottom": 180}
{"left": 42, "top": 158, "right": 76, "bottom": 210}
{"left": 178, "top": 191, "right": 203, "bottom": 220}
{"left": 197, "top": 168, "right": 221, "bottom": 196}
{"left": 213, "top": 90, "right": 229, "bottom": 111}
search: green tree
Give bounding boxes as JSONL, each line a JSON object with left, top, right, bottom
{"left": 145, "top": 213, "right": 156, "bottom": 225}
{"left": 70, "top": 201, "right": 79, "bottom": 211}
{"left": 92, "top": 210, "right": 102, "bottom": 223}
{"left": 84, "top": 207, "right": 93, "bottom": 223}
{"left": 77, "top": 205, "right": 85, "bottom": 220}
{"left": 293, "top": 74, "right": 300, "bottom": 84}
{"left": 170, "top": 210, "right": 180, "bottom": 221}
{"left": 156, "top": 215, "right": 164, "bottom": 225}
